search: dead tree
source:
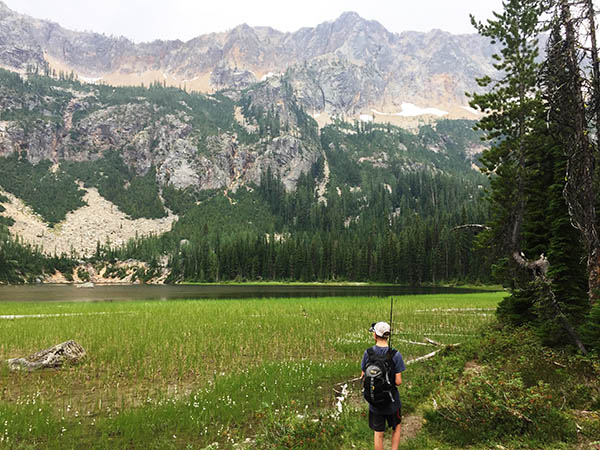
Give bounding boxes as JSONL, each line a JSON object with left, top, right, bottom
{"left": 557, "top": 0, "right": 600, "bottom": 304}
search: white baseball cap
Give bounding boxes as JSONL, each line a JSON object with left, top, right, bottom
{"left": 369, "top": 321, "right": 391, "bottom": 337}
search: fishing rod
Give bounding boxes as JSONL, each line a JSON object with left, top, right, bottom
{"left": 389, "top": 296, "right": 394, "bottom": 348}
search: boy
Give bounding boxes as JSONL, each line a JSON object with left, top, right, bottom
{"left": 361, "top": 321, "right": 406, "bottom": 450}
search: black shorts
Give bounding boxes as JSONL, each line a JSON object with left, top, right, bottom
{"left": 368, "top": 407, "right": 402, "bottom": 432}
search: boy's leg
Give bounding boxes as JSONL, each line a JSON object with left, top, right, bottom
{"left": 391, "top": 424, "right": 401, "bottom": 450}
{"left": 374, "top": 431, "right": 384, "bottom": 450}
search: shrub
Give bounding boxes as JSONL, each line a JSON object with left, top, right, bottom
{"left": 581, "top": 302, "right": 600, "bottom": 354}
{"left": 77, "top": 267, "right": 90, "bottom": 282}
{"left": 425, "top": 369, "right": 576, "bottom": 446}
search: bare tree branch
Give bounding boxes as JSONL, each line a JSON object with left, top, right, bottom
{"left": 451, "top": 224, "right": 490, "bottom": 232}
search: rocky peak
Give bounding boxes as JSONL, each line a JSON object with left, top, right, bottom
{"left": 225, "top": 23, "right": 261, "bottom": 48}
{"left": 334, "top": 11, "right": 362, "bottom": 25}
{"left": 0, "top": 1, "right": 13, "bottom": 19}
{"left": 330, "top": 11, "right": 390, "bottom": 37}
{"left": 232, "top": 23, "right": 254, "bottom": 33}
{"left": 296, "top": 11, "right": 394, "bottom": 64}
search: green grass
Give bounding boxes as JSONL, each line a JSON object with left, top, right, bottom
{"left": 0, "top": 293, "right": 503, "bottom": 448}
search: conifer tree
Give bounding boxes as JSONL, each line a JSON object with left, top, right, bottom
{"left": 469, "top": 0, "right": 588, "bottom": 350}
{"left": 469, "top": 0, "right": 546, "bottom": 278}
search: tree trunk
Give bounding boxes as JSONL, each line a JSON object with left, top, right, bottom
{"left": 560, "top": 0, "right": 600, "bottom": 304}
{"left": 583, "top": 0, "right": 600, "bottom": 132}
{"left": 583, "top": 0, "right": 600, "bottom": 302}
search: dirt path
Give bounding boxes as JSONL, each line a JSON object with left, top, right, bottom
{"left": 399, "top": 414, "right": 424, "bottom": 442}
{"left": 343, "top": 388, "right": 423, "bottom": 445}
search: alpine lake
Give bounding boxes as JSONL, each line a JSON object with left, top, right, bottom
{"left": 0, "top": 283, "right": 494, "bottom": 302}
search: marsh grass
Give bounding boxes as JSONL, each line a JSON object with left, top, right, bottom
{"left": 0, "top": 293, "right": 503, "bottom": 448}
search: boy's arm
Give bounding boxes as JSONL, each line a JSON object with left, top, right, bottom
{"left": 393, "top": 352, "right": 405, "bottom": 386}
{"left": 360, "top": 350, "right": 368, "bottom": 378}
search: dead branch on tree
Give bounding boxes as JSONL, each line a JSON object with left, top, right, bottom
{"left": 451, "top": 224, "right": 490, "bottom": 232}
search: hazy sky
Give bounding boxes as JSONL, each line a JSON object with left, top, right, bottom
{"left": 4, "top": 0, "right": 506, "bottom": 43}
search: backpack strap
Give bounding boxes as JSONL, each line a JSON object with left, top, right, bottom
{"left": 367, "top": 347, "right": 396, "bottom": 361}
{"left": 385, "top": 349, "right": 398, "bottom": 390}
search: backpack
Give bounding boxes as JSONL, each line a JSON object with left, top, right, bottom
{"left": 362, "top": 347, "right": 397, "bottom": 407}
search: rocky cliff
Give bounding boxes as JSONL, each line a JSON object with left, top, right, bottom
{"left": 0, "top": 69, "right": 321, "bottom": 192}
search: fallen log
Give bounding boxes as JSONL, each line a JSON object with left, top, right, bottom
{"left": 406, "top": 343, "right": 460, "bottom": 366}
{"left": 6, "top": 340, "right": 86, "bottom": 371}
{"left": 424, "top": 337, "right": 443, "bottom": 347}
{"left": 394, "top": 338, "right": 434, "bottom": 347}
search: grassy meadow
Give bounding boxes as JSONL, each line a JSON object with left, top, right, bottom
{"left": 0, "top": 292, "right": 504, "bottom": 448}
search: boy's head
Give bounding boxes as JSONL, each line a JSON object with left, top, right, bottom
{"left": 369, "top": 321, "right": 391, "bottom": 340}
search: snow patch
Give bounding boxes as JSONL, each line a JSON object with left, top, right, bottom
{"left": 260, "top": 72, "right": 279, "bottom": 81}
{"left": 371, "top": 103, "right": 448, "bottom": 117}
{"left": 79, "top": 76, "right": 103, "bottom": 83}
{"left": 371, "top": 109, "right": 400, "bottom": 116}
{"left": 359, "top": 114, "right": 373, "bottom": 122}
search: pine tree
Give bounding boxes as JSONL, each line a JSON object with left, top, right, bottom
{"left": 470, "top": 0, "right": 545, "bottom": 265}
{"left": 472, "top": 0, "right": 590, "bottom": 351}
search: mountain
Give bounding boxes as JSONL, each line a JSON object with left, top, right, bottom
{"left": 0, "top": 3, "right": 498, "bottom": 122}
{"left": 0, "top": 68, "right": 486, "bottom": 259}
{"left": 0, "top": 5, "right": 493, "bottom": 285}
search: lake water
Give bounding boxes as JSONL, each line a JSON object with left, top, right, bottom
{"left": 0, "top": 284, "right": 494, "bottom": 302}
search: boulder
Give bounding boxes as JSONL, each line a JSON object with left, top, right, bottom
{"left": 6, "top": 340, "right": 86, "bottom": 371}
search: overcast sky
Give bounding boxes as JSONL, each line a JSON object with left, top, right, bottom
{"left": 4, "top": 0, "right": 507, "bottom": 43}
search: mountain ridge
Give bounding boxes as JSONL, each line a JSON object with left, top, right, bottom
{"left": 0, "top": 3, "right": 499, "bottom": 122}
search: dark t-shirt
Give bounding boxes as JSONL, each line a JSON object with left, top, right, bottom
{"left": 361, "top": 345, "right": 406, "bottom": 415}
